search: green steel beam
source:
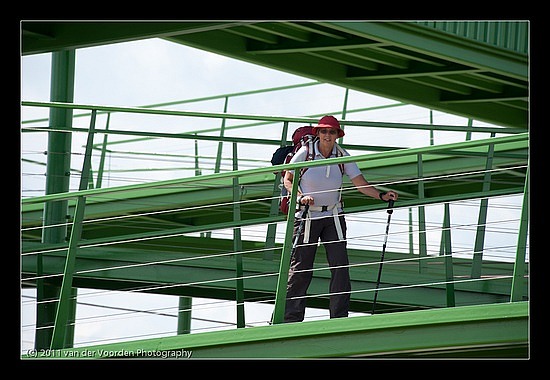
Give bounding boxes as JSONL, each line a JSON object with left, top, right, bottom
{"left": 27, "top": 122, "right": 524, "bottom": 162}
{"left": 177, "top": 296, "right": 192, "bottom": 335}
{"left": 441, "top": 202, "right": 455, "bottom": 307}
{"left": 21, "top": 22, "right": 241, "bottom": 56}
{"left": 271, "top": 173, "right": 300, "bottom": 324}
{"left": 408, "top": 208, "right": 414, "bottom": 255}
{"left": 214, "top": 96, "right": 229, "bottom": 174}
{"left": 327, "top": 22, "right": 527, "bottom": 79}
{"left": 50, "top": 110, "right": 97, "bottom": 349}
{"left": 22, "top": 21, "right": 528, "bottom": 129}
{"left": 85, "top": 103, "right": 409, "bottom": 148}
{"left": 163, "top": 21, "right": 527, "bottom": 129}
{"left": 95, "top": 112, "right": 111, "bottom": 189}
{"left": 232, "top": 143, "right": 245, "bottom": 328}
{"left": 21, "top": 168, "right": 526, "bottom": 240}
{"left": 36, "top": 50, "right": 76, "bottom": 350}
{"left": 24, "top": 302, "right": 528, "bottom": 358}
{"left": 471, "top": 135, "right": 496, "bottom": 278}
{"left": 417, "top": 154, "right": 428, "bottom": 273}
{"left": 22, "top": 82, "right": 321, "bottom": 126}
{"left": 338, "top": 88, "right": 349, "bottom": 145}
{"left": 22, "top": 100, "right": 526, "bottom": 134}
{"left": 264, "top": 121, "right": 290, "bottom": 261}
{"left": 511, "top": 162, "right": 529, "bottom": 302}
{"left": 194, "top": 136, "right": 201, "bottom": 176}
{"left": 21, "top": 232, "right": 523, "bottom": 313}
{"left": 22, "top": 187, "right": 525, "bottom": 263}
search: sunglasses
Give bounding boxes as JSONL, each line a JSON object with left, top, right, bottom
{"left": 319, "top": 128, "right": 338, "bottom": 135}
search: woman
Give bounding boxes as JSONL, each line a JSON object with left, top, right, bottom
{"left": 283, "top": 115, "right": 398, "bottom": 322}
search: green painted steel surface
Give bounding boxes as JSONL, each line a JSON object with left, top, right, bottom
{"left": 23, "top": 302, "right": 528, "bottom": 358}
{"left": 21, "top": 117, "right": 529, "bottom": 357}
{"left": 36, "top": 50, "right": 76, "bottom": 349}
{"left": 21, "top": 133, "right": 528, "bottom": 334}
{"left": 21, "top": 22, "right": 530, "bottom": 357}
{"left": 416, "top": 21, "right": 529, "bottom": 54}
{"left": 165, "top": 21, "right": 528, "bottom": 128}
{"left": 21, "top": 21, "right": 528, "bottom": 129}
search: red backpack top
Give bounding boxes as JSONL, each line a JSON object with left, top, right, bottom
{"left": 271, "top": 126, "right": 315, "bottom": 172}
{"left": 292, "top": 126, "right": 315, "bottom": 146}
{"left": 270, "top": 126, "right": 316, "bottom": 214}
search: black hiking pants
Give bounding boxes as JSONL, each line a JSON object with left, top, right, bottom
{"left": 284, "top": 213, "right": 351, "bottom": 322}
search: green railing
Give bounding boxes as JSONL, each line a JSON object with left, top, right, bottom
{"left": 21, "top": 100, "right": 529, "bottom": 351}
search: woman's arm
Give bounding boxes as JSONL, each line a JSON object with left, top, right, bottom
{"left": 350, "top": 174, "right": 398, "bottom": 202}
{"left": 283, "top": 170, "right": 295, "bottom": 194}
{"left": 284, "top": 170, "right": 315, "bottom": 206}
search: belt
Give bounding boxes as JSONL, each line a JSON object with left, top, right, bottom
{"left": 300, "top": 202, "right": 344, "bottom": 244}
{"left": 302, "top": 202, "right": 341, "bottom": 213}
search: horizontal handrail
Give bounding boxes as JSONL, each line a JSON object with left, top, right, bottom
{"left": 21, "top": 100, "right": 526, "bottom": 134}
{"left": 21, "top": 132, "right": 528, "bottom": 205}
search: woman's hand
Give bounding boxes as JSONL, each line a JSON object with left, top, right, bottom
{"left": 381, "top": 191, "right": 398, "bottom": 202}
{"left": 300, "top": 195, "right": 315, "bottom": 206}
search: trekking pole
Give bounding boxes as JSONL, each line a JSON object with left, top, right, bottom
{"left": 269, "top": 203, "right": 309, "bottom": 325}
{"left": 371, "top": 199, "right": 395, "bottom": 315}
{"left": 292, "top": 204, "right": 310, "bottom": 253}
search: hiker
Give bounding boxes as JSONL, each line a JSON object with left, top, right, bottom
{"left": 283, "top": 115, "right": 398, "bottom": 322}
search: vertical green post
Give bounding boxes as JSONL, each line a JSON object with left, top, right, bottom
{"left": 95, "top": 112, "right": 111, "bottom": 189}
{"left": 440, "top": 203, "right": 455, "bottom": 307}
{"left": 271, "top": 175, "right": 300, "bottom": 324}
{"left": 417, "top": 154, "right": 428, "bottom": 273}
{"left": 177, "top": 296, "right": 192, "bottom": 334}
{"left": 50, "top": 110, "right": 97, "bottom": 349}
{"left": 429, "top": 110, "right": 434, "bottom": 146}
{"left": 471, "top": 134, "right": 495, "bottom": 278}
{"left": 36, "top": 49, "right": 76, "bottom": 350}
{"left": 233, "top": 143, "right": 245, "bottom": 328}
{"left": 264, "top": 121, "right": 290, "bottom": 260}
{"left": 194, "top": 135, "right": 201, "bottom": 176}
{"left": 408, "top": 208, "right": 414, "bottom": 255}
{"left": 338, "top": 88, "right": 349, "bottom": 145}
{"left": 510, "top": 164, "right": 529, "bottom": 302}
{"left": 465, "top": 118, "right": 473, "bottom": 141}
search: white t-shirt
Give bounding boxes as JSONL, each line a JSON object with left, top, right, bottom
{"left": 289, "top": 141, "right": 362, "bottom": 217}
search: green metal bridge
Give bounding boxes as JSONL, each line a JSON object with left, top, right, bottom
{"left": 21, "top": 21, "right": 529, "bottom": 358}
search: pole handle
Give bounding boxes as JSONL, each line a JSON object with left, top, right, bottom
{"left": 387, "top": 199, "right": 395, "bottom": 214}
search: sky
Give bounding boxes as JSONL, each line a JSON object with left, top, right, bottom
{"left": 20, "top": 36, "right": 527, "bottom": 353}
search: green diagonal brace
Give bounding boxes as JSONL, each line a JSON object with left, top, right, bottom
{"left": 271, "top": 175, "right": 300, "bottom": 324}
{"left": 471, "top": 134, "right": 496, "bottom": 278}
{"left": 510, "top": 161, "right": 529, "bottom": 302}
{"left": 265, "top": 121, "right": 290, "bottom": 260}
{"left": 417, "top": 153, "right": 428, "bottom": 273}
{"left": 232, "top": 142, "right": 245, "bottom": 328}
{"left": 441, "top": 203, "right": 455, "bottom": 307}
{"left": 95, "top": 112, "right": 111, "bottom": 188}
{"left": 50, "top": 110, "right": 97, "bottom": 349}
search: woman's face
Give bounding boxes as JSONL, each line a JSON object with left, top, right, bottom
{"left": 317, "top": 127, "right": 338, "bottom": 146}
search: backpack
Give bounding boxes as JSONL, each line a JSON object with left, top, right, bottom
{"left": 271, "top": 126, "right": 316, "bottom": 171}
{"left": 271, "top": 126, "right": 316, "bottom": 214}
{"left": 270, "top": 126, "right": 345, "bottom": 214}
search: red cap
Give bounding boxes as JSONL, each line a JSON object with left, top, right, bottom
{"left": 313, "top": 115, "right": 345, "bottom": 137}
